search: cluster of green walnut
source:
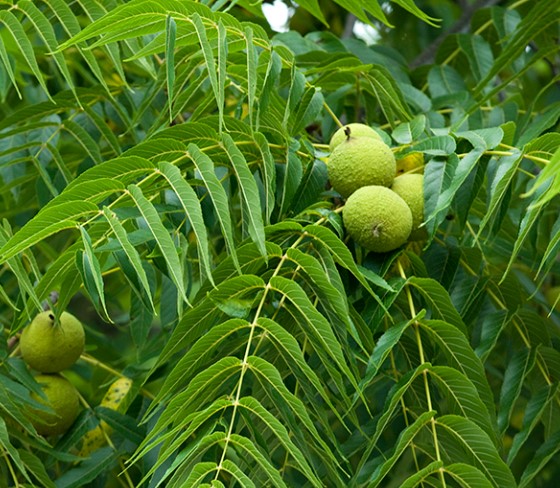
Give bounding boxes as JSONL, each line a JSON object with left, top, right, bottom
{"left": 19, "top": 311, "right": 84, "bottom": 436}
{"left": 19, "top": 310, "right": 132, "bottom": 453}
{"left": 328, "top": 123, "right": 425, "bottom": 253}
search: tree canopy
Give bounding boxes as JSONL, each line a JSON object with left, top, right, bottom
{"left": 1, "top": 0, "right": 559, "bottom": 486}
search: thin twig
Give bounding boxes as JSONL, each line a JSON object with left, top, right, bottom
{"left": 411, "top": 0, "right": 502, "bottom": 68}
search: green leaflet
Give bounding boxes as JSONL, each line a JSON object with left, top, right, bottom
{"left": 457, "top": 34, "right": 494, "bottom": 83}
{"left": 137, "top": 401, "right": 232, "bottom": 483}
{"left": 507, "top": 384, "right": 559, "bottom": 465}
{"left": 181, "top": 462, "right": 219, "bottom": 487}
{"left": 407, "top": 277, "right": 467, "bottom": 334}
{"left": 226, "top": 434, "right": 289, "bottom": 487}
{"left": 127, "top": 184, "right": 189, "bottom": 306}
{"left": 366, "top": 411, "right": 436, "bottom": 487}
{"left": 246, "top": 352, "right": 345, "bottom": 477}
{"left": 444, "top": 463, "right": 494, "bottom": 488}
{"left": 155, "top": 275, "right": 265, "bottom": 365}
{"left": 518, "top": 430, "right": 560, "bottom": 488}
{"left": 42, "top": 179, "right": 124, "bottom": 212}
{"left": 284, "top": 247, "right": 355, "bottom": 343}
{"left": 165, "top": 15, "right": 177, "bottom": 122}
{"left": 497, "top": 348, "right": 537, "bottom": 433}
{"left": 392, "top": 114, "right": 427, "bottom": 144}
{"left": 353, "top": 363, "right": 431, "bottom": 479}
{"left": 158, "top": 162, "right": 213, "bottom": 285}
{"left": 234, "top": 394, "right": 322, "bottom": 487}
{"left": 0, "top": 201, "right": 99, "bottom": 264}
{"left": 420, "top": 320, "right": 496, "bottom": 421}
{"left": 254, "top": 317, "right": 347, "bottom": 441}
{"left": 142, "top": 358, "right": 242, "bottom": 450}
{"left": 302, "top": 225, "right": 382, "bottom": 302}
{"left": 363, "top": 65, "right": 412, "bottom": 124}
{"left": 477, "top": 152, "right": 523, "bottom": 237}
{"left": 17, "top": 450, "right": 55, "bottom": 488}
{"left": 103, "top": 207, "right": 155, "bottom": 312}
{"left": 52, "top": 447, "right": 116, "bottom": 488}
{"left": 154, "top": 318, "right": 251, "bottom": 405}
{"left": 62, "top": 119, "right": 103, "bottom": 164}
{"left": 0, "top": 224, "right": 42, "bottom": 313}
{"left": 244, "top": 26, "right": 257, "bottom": 130}
{"left": 428, "top": 365, "right": 497, "bottom": 445}
{"left": 45, "top": 0, "right": 111, "bottom": 92}
{"left": 67, "top": 156, "right": 156, "bottom": 189}
{"left": 398, "top": 461, "right": 444, "bottom": 488}
{"left": 191, "top": 14, "right": 224, "bottom": 132}
{"left": 17, "top": 1, "right": 76, "bottom": 98}
{"left": 269, "top": 275, "right": 358, "bottom": 404}
{"left": 221, "top": 133, "right": 267, "bottom": 258}
{"left": 0, "top": 11, "right": 51, "bottom": 99}
{"left": 436, "top": 415, "right": 516, "bottom": 488}
{"left": 81, "top": 105, "right": 121, "bottom": 156}
{"left": 0, "top": 418, "right": 33, "bottom": 485}
{"left": 424, "top": 149, "right": 484, "bottom": 226}
{"left": 76, "top": 226, "right": 111, "bottom": 322}
{"left": 474, "top": 1, "right": 560, "bottom": 94}
{"left": 188, "top": 143, "right": 240, "bottom": 270}
{"left": 359, "top": 317, "right": 416, "bottom": 393}
{"left": 57, "top": 0, "right": 176, "bottom": 49}
{"left": 253, "top": 131, "right": 276, "bottom": 224}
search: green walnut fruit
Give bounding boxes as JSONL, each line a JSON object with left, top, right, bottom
{"left": 391, "top": 174, "right": 424, "bottom": 231}
{"left": 343, "top": 185, "right": 412, "bottom": 253}
{"left": 29, "top": 374, "right": 80, "bottom": 437}
{"left": 329, "top": 123, "right": 382, "bottom": 152}
{"left": 328, "top": 137, "right": 396, "bottom": 198}
{"left": 20, "top": 311, "right": 85, "bottom": 373}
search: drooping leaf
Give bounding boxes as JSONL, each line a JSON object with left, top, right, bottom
{"left": 158, "top": 162, "right": 213, "bottom": 285}
{"left": 188, "top": 143, "right": 239, "bottom": 270}
{"left": 156, "top": 275, "right": 265, "bottom": 364}
{"left": 221, "top": 133, "right": 267, "bottom": 258}
{"left": 359, "top": 317, "right": 415, "bottom": 392}
{"left": 407, "top": 277, "right": 467, "bottom": 334}
{"left": 428, "top": 365, "right": 497, "bottom": 444}
{"left": 436, "top": 415, "right": 516, "bottom": 488}
{"left": 506, "top": 384, "right": 559, "bottom": 465}
{"left": 191, "top": 13, "right": 224, "bottom": 132}
{"left": 102, "top": 207, "right": 155, "bottom": 312}
{"left": 420, "top": 320, "right": 496, "bottom": 420}
{"left": 0, "top": 202, "right": 98, "bottom": 263}
{"left": 54, "top": 447, "right": 116, "bottom": 488}
{"left": 127, "top": 184, "right": 189, "bottom": 306}
{"left": 0, "top": 11, "right": 51, "bottom": 99}
{"left": 165, "top": 15, "right": 177, "bottom": 122}
{"left": 366, "top": 411, "right": 436, "bottom": 487}
{"left": 518, "top": 429, "right": 560, "bottom": 488}
{"left": 497, "top": 347, "right": 536, "bottom": 433}
{"left": 76, "top": 227, "right": 111, "bottom": 322}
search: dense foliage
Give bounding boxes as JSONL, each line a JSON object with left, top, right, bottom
{"left": 1, "top": 0, "right": 559, "bottom": 486}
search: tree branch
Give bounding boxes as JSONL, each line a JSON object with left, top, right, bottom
{"left": 410, "top": 0, "right": 502, "bottom": 68}
{"left": 343, "top": 13, "right": 357, "bottom": 39}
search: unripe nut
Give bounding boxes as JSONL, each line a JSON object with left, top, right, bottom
{"left": 20, "top": 311, "right": 85, "bottom": 373}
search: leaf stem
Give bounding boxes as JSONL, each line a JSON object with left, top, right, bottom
{"left": 323, "top": 101, "right": 343, "bottom": 128}
{"left": 2, "top": 449, "right": 20, "bottom": 487}
{"left": 214, "top": 233, "right": 306, "bottom": 481}
{"left": 80, "top": 353, "right": 155, "bottom": 400}
{"left": 397, "top": 260, "right": 447, "bottom": 488}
